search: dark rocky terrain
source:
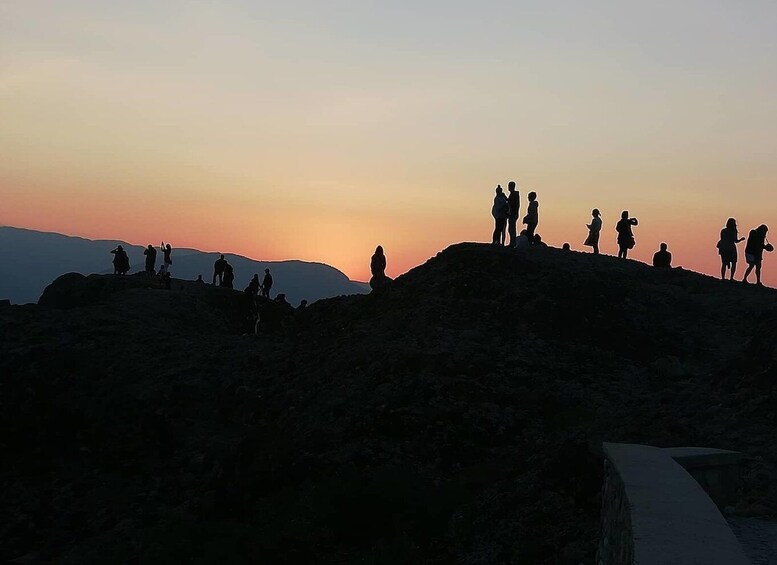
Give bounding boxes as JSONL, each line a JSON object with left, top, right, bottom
{"left": 1, "top": 243, "right": 775, "bottom": 563}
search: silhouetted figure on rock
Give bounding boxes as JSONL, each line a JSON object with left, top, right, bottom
{"left": 213, "top": 254, "right": 227, "bottom": 285}
{"left": 523, "top": 191, "right": 539, "bottom": 243}
{"left": 110, "top": 245, "right": 130, "bottom": 275}
{"left": 221, "top": 263, "right": 235, "bottom": 289}
{"left": 246, "top": 274, "right": 260, "bottom": 296}
{"left": 507, "top": 181, "right": 520, "bottom": 247}
{"left": 160, "top": 242, "right": 173, "bottom": 274}
{"left": 161, "top": 270, "right": 172, "bottom": 290}
{"left": 298, "top": 299, "right": 308, "bottom": 309}
{"left": 144, "top": 244, "right": 157, "bottom": 275}
{"left": 275, "top": 293, "right": 290, "bottom": 306}
{"left": 718, "top": 218, "right": 745, "bottom": 280}
{"left": 616, "top": 211, "right": 638, "bottom": 259}
{"left": 514, "top": 229, "right": 531, "bottom": 250}
{"left": 195, "top": 275, "right": 204, "bottom": 284}
{"left": 261, "top": 269, "right": 273, "bottom": 298}
{"left": 743, "top": 224, "right": 772, "bottom": 285}
{"left": 562, "top": 242, "right": 571, "bottom": 251}
{"left": 532, "top": 234, "right": 547, "bottom": 247}
{"left": 491, "top": 185, "right": 509, "bottom": 246}
{"left": 653, "top": 243, "right": 672, "bottom": 268}
{"left": 585, "top": 209, "right": 602, "bottom": 255}
{"left": 369, "top": 245, "right": 392, "bottom": 290}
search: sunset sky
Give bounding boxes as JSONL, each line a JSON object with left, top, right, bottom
{"left": 2, "top": 1, "right": 777, "bottom": 284}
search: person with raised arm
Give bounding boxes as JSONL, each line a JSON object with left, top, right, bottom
{"left": 615, "top": 211, "right": 638, "bottom": 259}
{"left": 717, "top": 218, "right": 745, "bottom": 280}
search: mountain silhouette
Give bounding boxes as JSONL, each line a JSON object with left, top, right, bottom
{"left": 0, "top": 226, "right": 368, "bottom": 305}
{"left": 1, "top": 243, "right": 775, "bottom": 562}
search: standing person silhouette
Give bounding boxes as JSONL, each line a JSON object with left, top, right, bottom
{"left": 110, "top": 245, "right": 130, "bottom": 275}
{"left": 261, "top": 268, "right": 273, "bottom": 298}
{"left": 652, "top": 243, "right": 672, "bottom": 268}
{"left": 213, "top": 254, "right": 227, "bottom": 285}
{"left": 615, "top": 211, "right": 638, "bottom": 259}
{"left": 717, "top": 218, "right": 745, "bottom": 280}
{"left": 584, "top": 209, "right": 602, "bottom": 254}
{"left": 507, "top": 181, "right": 520, "bottom": 248}
{"left": 491, "top": 185, "right": 509, "bottom": 246}
{"left": 743, "top": 224, "right": 772, "bottom": 285}
{"left": 222, "top": 262, "right": 235, "bottom": 289}
{"left": 143, "top": 244, "right": 157, "bottom": 276}
{"left": 160, "top": 242, "right": 173, "bottom": 274}
{"left": 523, "top": 192, "right": 539, "bottom": 243}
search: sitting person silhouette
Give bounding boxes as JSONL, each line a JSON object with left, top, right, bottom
{"left": 195, "top": 274, "right": 205, "bottom": 284}
{"left": 110, "top": 245, "right": 130, "bottom": 275}
{"left": 562, "top": 242, "right": 571, "bottom": 251}
{"left": 523, "top": 191, "right": 539, "bottom": 242}
{"left": 213, "top": 254, "right": 227, "bottom": 285}
{"left": 585, "top": 209, "right": 602, "bottom": 255}
{"left": 717, "top": 218, "right": 745, "bottom": 281}
{"left": 616, "top": 211, "right": 638, "bottom": 259}
{"left": 298, "top": 299, "right": 308, "bottom": 309}
{"left": 369, "top": 245, "right": 392, "bottom": 290}
{"left": 491, "top": 185, "right": 509, "bottom": 246}
{"left": 743, "top": 224, "right": 772, "bottom": 285}
{"left": 653, "top": 243, "right": 672, "bottom": 268}
{"left": 532, "top": 233, "right": 547, "bottom": 247}
{"left": 514, "top": 229, "right": 531, "bottom": 250}
{"left": 275, "top": 293, "right": 290, "bottom": 306}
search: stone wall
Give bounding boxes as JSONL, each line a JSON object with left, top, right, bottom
{"left": 596, "top": 442, "right": 749, "bottom": 565}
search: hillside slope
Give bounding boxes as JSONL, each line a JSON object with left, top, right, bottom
{"left": 0, "top": 226, "right": 368, "bottom": 304}
{"left": 1, "top": 243, "right": 775, "bottom": 563}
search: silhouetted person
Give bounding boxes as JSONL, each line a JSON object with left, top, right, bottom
{"left": 532, "top": 234, "right": 547, "bottom": 247}
{"left": 161, "top": 270, "right": 172, "bottom": 290}
{"left": 585, "top": 209, "right": 602, "bottom": 255}
{"left": 616, "top": 211, "right": 638, "bottom": 259}
{"left": 717, "top": 218, "right": 745, "bottom": 280}
{"left": 213, "top": 254, "right": 227, "bottom": 285}
{"left": 275, "top": 293, "right": 289, "bottom": 306}
{"left": 298, "top": 299, "right": 308, "bottom": 309}
{"left": 743, "top": 224, "right": 772, "bottom": 285}
{"left": 514, "top": 229, "right": 531, "bottom": 250}
{"left": 491, "top": 185, "right": 509, "bottom": 246}
{"left": 144, "top": 244, "right": 157, "bottom": 275}
{"left": 653, "top": 243, "right": 672, "bottom": 268}
{"left": 523, "top": 191, "right": 539, "bottom": 242}
{"left": 507, "top": 181, "right": 520, "bottom": 247}
{"left": 369, "top": 245, "right": 392, "bottom": 290}
{"left": 110, "top": 245, "right": 130, "bottom": 275}
{"left": 195, "top": 274, "right": 204, "bottom": 284}
{"left": 246, "top": 274, "right": 260, "bottom": 296}
{"left": 562, "top": 242, "right": 571, "bottom": 251}
{"left": 222, "top": 263, "right": 235, "bottom": 289}
{"left": 261, "top": 268, "right": 273, "bottom": 298}
{"left": 160, "top": 242, "right": 173, "bottom": 274}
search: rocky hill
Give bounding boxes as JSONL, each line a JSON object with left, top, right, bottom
{"left": 1, "top": 243, "right": 775, "bottom": 563}
{"left": 0, "top": 226, "right": 368, "bottom": 305}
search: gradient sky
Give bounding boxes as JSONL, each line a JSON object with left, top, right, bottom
{"left": 2, "top": 1, "right": 777, "bottom": 283}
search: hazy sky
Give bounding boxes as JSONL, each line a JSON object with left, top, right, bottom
{"left": 2, "top": 1, "right": 777, "bottom": 283}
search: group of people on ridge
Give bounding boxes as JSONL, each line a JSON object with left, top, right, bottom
{"left": 491, "top": 182, "right": 540, "bottom": 248}
{"left": 490, "top": 184, "right": 773, "bottom": 284}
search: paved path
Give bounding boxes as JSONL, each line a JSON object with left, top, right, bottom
{"left": 728, "top": 517, "right": 777, "bottom": 565}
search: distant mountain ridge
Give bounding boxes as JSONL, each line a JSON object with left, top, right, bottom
{"left": 0, "top": 226, "right": 368, "bottom": 305}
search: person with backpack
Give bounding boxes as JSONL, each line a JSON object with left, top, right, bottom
{"left": 110, "top": 245, "right": 130, "bottom": 275}
{"left": 523, "top": 191, "right": 539, "bottom": 243}
{"left": 615, "top": 211, "right": 638, "bottom": 259}
{"left": 491, "top": 185, "right": 510, "bottom": 246}
{"left": 743, "top": 224, "right": 772, "bottom": 286}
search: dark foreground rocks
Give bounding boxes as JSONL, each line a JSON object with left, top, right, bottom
{"left": 1, "top": 243, "right": 775, "bottom": 563}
